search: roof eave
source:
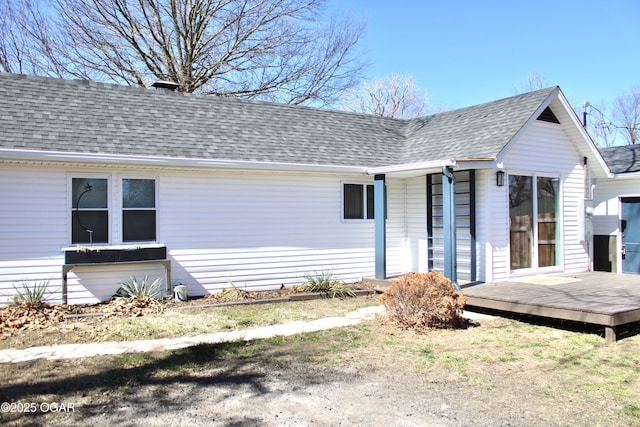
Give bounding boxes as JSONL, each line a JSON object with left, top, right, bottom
{"left": 366, "top": 158, "right": 497, "bottom": 178}
{"left": 554, "top": 92, "right": 612, "bottom": 178}
{"left": 0, "top": 148, "right": 369, "bottom": 174}
{"left": 612, "top": 171, "right": 640, "bottom": 179}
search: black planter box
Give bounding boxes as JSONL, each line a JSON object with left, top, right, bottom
{"left": 65, "top": 246, "right": 167, "bottom": 264}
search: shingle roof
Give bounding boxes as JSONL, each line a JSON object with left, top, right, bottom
{"left": 0, "top": 73, "right": 558, "bottom": 169}
{"left": 599, "top": 145, "right": 640, "bottom": 174}
{"left": 402, "top": 87, "right": 557, "bottom": 162}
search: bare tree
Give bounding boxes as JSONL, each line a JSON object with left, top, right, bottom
{"left": 1, "top": 0, "right": 75, "bottom": 75}
{"left": 582, "top": 101, "right": 615, "bottom": 147}
{"left": 512, "top": 72, "right": 549, "bottom": 94}
{"left": 1, "top": 0, "right": 365, "bottom": 106}
{"left": 612, "top": 88, "right": 640, "bottom": 145}
{"left": 0, "top": 0, "right": 36, "bottom": 73}
{"left": 340, "top": 73, "right": 430, "bottom": 119}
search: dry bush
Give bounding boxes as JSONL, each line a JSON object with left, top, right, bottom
{"left": 379, "top": 271, "right": 467, "bottom": 331}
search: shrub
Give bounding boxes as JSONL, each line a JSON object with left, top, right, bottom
{"left": 379, "top": 271, "right": 467, "bottom": 331}
{"left": 12, "top": 280, "right": 50, "bottom": 310}
{"left": 296, "top": 270, "right": 356, "bottom": 298}
{"left": 113, "top": 275, "right": 163, "bottom": 314}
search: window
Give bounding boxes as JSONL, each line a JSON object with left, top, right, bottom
{"left": 70, "top": 176, "right": 157, "bottom": 244}
{"left": 343, "top": 183, "right": 386, "bottom": 220}
{"left": 122, "top": 178, "right": 156, "bottom": 242}
{"left": 509, "top": 174, "right": 559, "bottom": 270}
{"left": 72, "top": 178, "right": 109, "bottom": 244}
{"left": 536, "top": 176, "right": 559, "bottom": 267}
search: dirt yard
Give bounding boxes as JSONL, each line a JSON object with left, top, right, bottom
{"left": 1, "top": 302, "right": 639, "bottom": 426}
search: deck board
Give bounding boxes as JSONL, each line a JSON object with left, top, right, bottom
{"left": 462, "top": 272, "right": 640, "bottom": 342}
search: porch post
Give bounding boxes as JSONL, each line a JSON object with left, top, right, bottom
{"left": 442, "top": 166, "right": 459, "bottom": 289}
{"left": 374, "top": 174, "right": 386, "bottom": 279}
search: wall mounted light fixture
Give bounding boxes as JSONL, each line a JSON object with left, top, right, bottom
{"left": 496, "top": 170, "right": 505, "bottom": 187}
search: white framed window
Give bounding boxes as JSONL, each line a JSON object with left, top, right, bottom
{"left": 343, "top": 183, "right": 374, "bottom": 220}
{"left": 122, "top": 178, "right": 157, "bottom": 242}
{"left": 70, "top": 175, "right": 157, "bottom": 245}
{"left": 342, "top": 182, "right": 386, "bottom": 220}
{"left": 508, "top": 172, "right": 561, "bottom": 271}
{"left": 71, "top": 177, "right": 110, "bottom": 244}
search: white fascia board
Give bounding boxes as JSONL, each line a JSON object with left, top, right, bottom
{"left": 555, "top": 92, "right": 613, "bottom": 178}
{"left": 366, "top": 158, "right": 497, "bottom": 177}
{"left": 612, "top": 171, "right": 640, "bottom": 180}
{"left": 366, "top": 159, "right": 457, "bottom": 176}
{"left": 0, "top": 148, "right": 369, "bottom": 174}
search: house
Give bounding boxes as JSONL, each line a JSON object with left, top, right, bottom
{"left": 0, "top": 73, "right": 610, "bottom": 305}
{"left": 592, "top": 144, "right": 640, "bottom": 274}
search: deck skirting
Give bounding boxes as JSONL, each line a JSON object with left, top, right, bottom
{"left": 462, "top": 272, "right": 640, "bottom": 343}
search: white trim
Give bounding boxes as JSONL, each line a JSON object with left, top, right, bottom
{"left": 507, "top": 171, "right": 564, "bottom": 274}
{"left": 67, "top": 174, "right": 111, "bottom": 246}
{"left": 555, "top": 92, "right": 612, "bottom": 178}
{"left": 67, "top": 172, "right": 159, "bottom": 246}
{"left": 0, "top": 148, "right": 369, "bottom": 174}
{"left": 618, "top": 196, "right": 640, "bottom": 274}
{"left": 366, "top": 159, "right": 457, "bottom": 176}
{"left": 341, "top": 180, "right": 375, "bottom": 221}
{"left": 119, "top": 175, "right": 159, "bottom": 245}
{"left": 495, "top": 88, "right": 558, "bottom": 165}
{"left": 613, "top": 171, "right": 640, "bottom": 180}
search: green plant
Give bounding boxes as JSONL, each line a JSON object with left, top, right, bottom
{"left": 11, "top": 280, "right": 50, "bottom": 310}
{"left": 379, "top": 271, "right": 466, "bottom": 331}
{"left": 115, "top": 275, "right": 163, "bottom": 307}
{"left": 297, "top": 270, "right": 356, "bottom": 298}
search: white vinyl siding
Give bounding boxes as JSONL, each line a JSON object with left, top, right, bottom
{"left": 385, "top": 178, "right": 408, "bottom": 277}
{"left": 405, "top": 176, "right": 428, "bottom": 272}
{"left": 162, "top": 171, "right": 408, "bottom": 295}
{"left": 0, "top": 164, "right": 412, "bottom": 304}
{"left": 0, "top": 165, "right": 68, "bottom": 304}
{"left": 592, "top": 178, "right": 640, "bottom": 236}
{"left": 497, "top": 120, "right": 588, "bottom": 278}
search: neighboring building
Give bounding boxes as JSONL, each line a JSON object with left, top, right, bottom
{"left": 592, "top": 144, "right": 640, "bottom": 274}
{"left": 0, "top": 73, "right": 609, "bottom": 304}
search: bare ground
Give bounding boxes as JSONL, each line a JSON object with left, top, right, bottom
{"left": 1, "top": 311, "right": 639, "bottom": 426}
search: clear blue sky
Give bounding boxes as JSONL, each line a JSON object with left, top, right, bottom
{"left": 329, "top": 0, "right": 639, "bottom": 112}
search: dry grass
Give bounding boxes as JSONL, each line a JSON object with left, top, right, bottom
{"left": 0, "top": 295, "right": 380, "bottom": 349}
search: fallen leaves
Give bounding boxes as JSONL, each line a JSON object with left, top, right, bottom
{"left": 0, "top": 304, "right": 69, "bottom": 338}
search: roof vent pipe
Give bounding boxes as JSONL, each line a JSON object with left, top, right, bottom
{"left": 151, "top": 80, "right": 180, "bottom": 91}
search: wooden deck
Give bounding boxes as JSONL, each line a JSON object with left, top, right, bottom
{"left": 462, "top": 272, "right": 640, "bottom": 342}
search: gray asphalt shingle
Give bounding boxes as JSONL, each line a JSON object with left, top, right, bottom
{"left": 0, "top": 73, "right": 558, "bottom": 168}
{"left": 402, "top": 88, "right": 557, "bottom": 162}
{"left": 599, "top": 145, "right": 640, "bottom": 174}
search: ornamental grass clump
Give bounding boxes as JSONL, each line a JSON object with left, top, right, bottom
{"left": 12, "top": 280, "right": 50, "bottom": 311}
{"left": 296, "top": 270, "right": 356, "bottom": 298}
{"left": 379, "top": 271, "right": 467, "bottom": 331}
{"left": 112, "top": 275, "right": 164, "bottom": 315}
{"left": 214, "top": 279, "right": 255, "bottom": 302}
{"left": 1, "top": 281, "right": 67, "bottom": 333}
